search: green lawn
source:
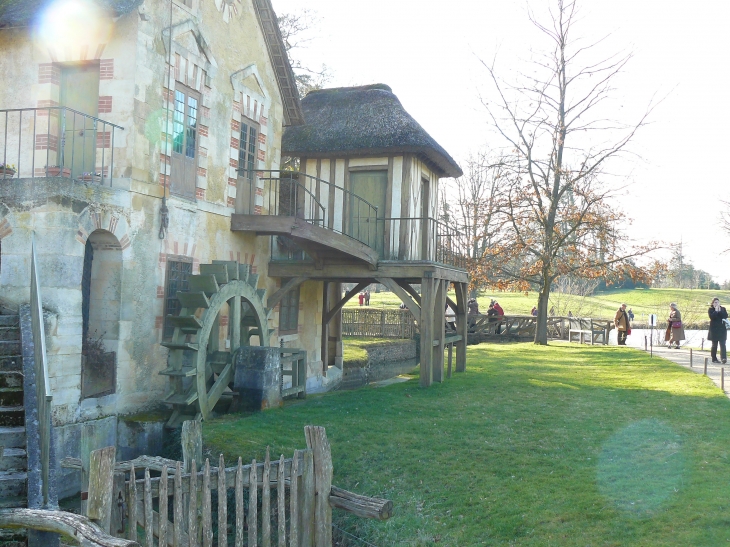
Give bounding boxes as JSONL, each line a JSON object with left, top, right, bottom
{"left": 205, "top": 343, "right": 730, "bottom": 546}
{"left": 351, "top": 288, "right": 730, "bottom": 326}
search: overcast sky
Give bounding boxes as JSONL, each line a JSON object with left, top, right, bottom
{"left": 271, "top": 0, "right": 730, "bottom": 282}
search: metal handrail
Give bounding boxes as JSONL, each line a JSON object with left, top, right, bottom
{"left": 30, "top": 233, "right": 52, "bottom": 507}
{"left": 239, "top": 169, "right": 380, "bottom": 248}
{"left": 0, "top": 106, "right": 123, "bottom": 186}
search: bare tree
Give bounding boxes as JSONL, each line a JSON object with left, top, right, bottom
{"left": 277, "top": 9, "right": 331, "bottom": 98}
{"left": 479, "top": 0, "right": 658, "bottom": 344}
{"left": 441, "top": 152, "right": 508, "bottom": 295}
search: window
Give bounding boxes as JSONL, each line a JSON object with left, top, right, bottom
{"left": 170, "top": 84, "right": 200, "bottom": 199}
{"left": 238, "top": 119, "right": 258, "bottom": 181}
{"left": 278, "top": 282, "right": 300, "bottom": 334}
{"left": 164, "top": 259, "right": 192, "bottom": 338}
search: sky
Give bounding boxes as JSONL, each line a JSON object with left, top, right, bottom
{"left": 271, "top": 0, "right": 730, "bottom": 282}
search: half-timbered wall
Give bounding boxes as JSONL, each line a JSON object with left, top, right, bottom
{"left": 302, "top": 155, "right": 439, "bottom": 261}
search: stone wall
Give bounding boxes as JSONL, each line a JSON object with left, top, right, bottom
{"left": 341, "top": 340, "right": 418, "bottom": 390}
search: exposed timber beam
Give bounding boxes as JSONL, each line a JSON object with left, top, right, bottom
{"left": 324, "top": 282, "right": 371, "bottom": 325}
{"left": 267, "top": 277, "right": 308, "bottom": 310}
{"left": 377, "top": 278, "right": 421, "bottom": 322}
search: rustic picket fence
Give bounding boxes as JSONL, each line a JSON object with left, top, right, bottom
{"left": 21, "top": 424, "right": 390, "bottom": 547}
{"left": 341, "top": 308, "right": 415, "bottom": 338}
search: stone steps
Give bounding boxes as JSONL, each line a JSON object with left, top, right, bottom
{"left": 0, "top": 316, "right": 19, "bottom": 328}
{"left": 0, "top": 341, "right": 20, "bottom": 356}
{"left": 0, "top": 356, "right": 21, "bottom": 372}
{"left": 0, "top": 312, "right": 26, "bottom": 511}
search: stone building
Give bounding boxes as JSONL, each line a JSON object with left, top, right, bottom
{"left": 0, "top": 0, "right": 307, "bottom": 497}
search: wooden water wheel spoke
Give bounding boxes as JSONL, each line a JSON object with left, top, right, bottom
{"left": 160, "top": 261, "right": 273, "bottom": 427}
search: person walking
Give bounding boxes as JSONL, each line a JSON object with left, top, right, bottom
{"left": 664, "top": 302, "right": 685, "bottom": 349}
{"left": 628, "top": 308, "right": 635, "bottom": 321}
{"left": 614, "top": 303, "right": 631, "bottom": 346}
{"left": 364, "top": 290, "right": 371, "bottom": 306}
{"left": 708, "top": 297, "right": 728, "bottom": 363}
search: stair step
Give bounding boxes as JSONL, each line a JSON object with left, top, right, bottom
{"left": 0, "top": 373, "right": 22, "bottom": 390}
{"left": 0, "top": 342, "right": 20, "bottom": 357}
{"left": 0, "top": 356, "right": 21, "bottom": 373}
{"left": 0, "top": 328, "right": 19, "bottom": 342}
{"left": 0, "top": 408, "right": 24, "bottom": 427}
{"left": 0, "top": 496, "right": 27, "bottom": 510}
{"left": 0, "top": 427, "right": 26, "bottom": 449}
{"left": 0, "top": 448, "right": 26, "bottom": 472}
{"left": 0, "top": 472, "right": 27, "bottom": 499}
{"left": 0, "top": 389, "right": 23, "bottom": 407}
{"left": 0, "top": 316, "right": 19, "bottom": 328}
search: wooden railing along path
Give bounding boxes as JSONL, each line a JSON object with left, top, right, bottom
{"left": 341, "top": 308, "right": 614, "bottom": 345}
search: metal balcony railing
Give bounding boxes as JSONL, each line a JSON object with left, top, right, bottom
{"left": 0, "top": 106, "right": 123, "bottom": 186}
{"left": 236, "top": 170, "right": 470, "bottom": 269}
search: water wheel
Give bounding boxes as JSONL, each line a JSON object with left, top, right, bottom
{"left": 160, "top": 261, "right": 273, "bottom": 427}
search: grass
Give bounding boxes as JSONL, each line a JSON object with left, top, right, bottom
{"left": 204, "top": 342, "right": 730, "bottom": 546}
{"left": 351, "top": 288, "right": 730, "bottom": 326}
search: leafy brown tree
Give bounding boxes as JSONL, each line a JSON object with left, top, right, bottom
{"left": 480, "top": 0, "right": 658, "bottom": 344}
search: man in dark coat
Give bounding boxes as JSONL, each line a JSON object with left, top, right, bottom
{"left": 614, "top": 303, "right": 630, "bottom": 346}
{"left": 708, "top": 297, "right": 728, "bottom": 363}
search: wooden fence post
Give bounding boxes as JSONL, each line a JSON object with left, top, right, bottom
{"left": 182, "top": 420, "right": 203, "bottom": 474}
{"left": 87, "top": 446, "right": 116, "bottom": 534}
{"left": 110, "top": 471, "right": 126, "bottom": 537}
{"left": 704, "top": 357, "right": 708, "bottom": 376}
{"left": 298, "top": 450, "right": 314, "bottom": 547}
{"left": 304, "top": 426, "right": 332, "bottom": 547}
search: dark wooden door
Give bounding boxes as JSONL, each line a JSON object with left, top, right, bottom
{"left": 171, "top": 84, "right": 200, "bottom": 199}
{"left": 60, "top": 63, "right": 100, "bottom": 178}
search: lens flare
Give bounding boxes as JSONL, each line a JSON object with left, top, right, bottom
{"left": 34, "top": 0, "right": 112, "bottom": 62}
{"left": 596, "top": 419, "right": 685, "bottom": 517}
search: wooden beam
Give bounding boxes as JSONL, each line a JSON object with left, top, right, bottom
{"left": 397, "top": 281, "right": 422, "bottom": 306}
{"left": 267, "top": 277, "right": 308, "bottom": 310}
{"left": 0, "top": 509, "right": 139, "bottom": 547}
{"left": 268, "top": 261, "right": 469, "bottom": 283}
{"left": 377, "top": 278, "right": 421, "bottom": 322}
{"left": 231, "top": 215, "right": 379, "bottom": 266}
{"left": 419, "top": 277, "right": 435, "bottom": 387}
{"left": 324, "top": 282, "right": 370, "bottom": 325}
{"left": 87, "top": 446, "right": 116, "bottom": 534}
{"left": 455, "top": 282, "right": 468, "bottom": 373}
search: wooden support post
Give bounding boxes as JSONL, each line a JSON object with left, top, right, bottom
{"left": 87, "top": 446, "right": 116, "bottom": 535}
{"left": 304, "top": 426, "right": 332, "bottom": 547}
{"left": 419, "top": 276, "right": 434, "bottom": 387}
{"left": 321, "top": 281, "right": 329, "bottom": 374}
{"left": 447, "top": 344, "right": 453, "bottom": 379}
{"left": 432, "top": 279, "right": 446, "bottom": 383}
{"left": 181, "top": 420, "right": 203, "bottom": 474}
{"left": 127, "top": 464, "right": 137, "bottom": 542}
{"left": 454, "top": 282, "right": 467, "bottom": 373}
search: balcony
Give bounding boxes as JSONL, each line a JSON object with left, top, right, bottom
{"left": 0, "top": 107, "right": 123, "bottom": 186}
{"left": 230, "top": 170, "right": 469, "bottom": 276}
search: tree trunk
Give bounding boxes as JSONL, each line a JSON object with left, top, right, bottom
{"left": 534, "top": 280, "right": 551, "bottom": 345}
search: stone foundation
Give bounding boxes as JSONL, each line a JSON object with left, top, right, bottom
{"left": 341, "top": 339, "right": 418, "bottom": 390}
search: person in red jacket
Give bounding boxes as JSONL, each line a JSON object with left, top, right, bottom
{"left": 493, "top": 300, "right": 504, "bottom": 334}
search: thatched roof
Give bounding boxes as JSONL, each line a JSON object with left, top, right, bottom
{"left": 0, "top": 0, "right": 143, "bottom": 28}
{"left": 282, "top": 84, "right": 462, "bottom": 178}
